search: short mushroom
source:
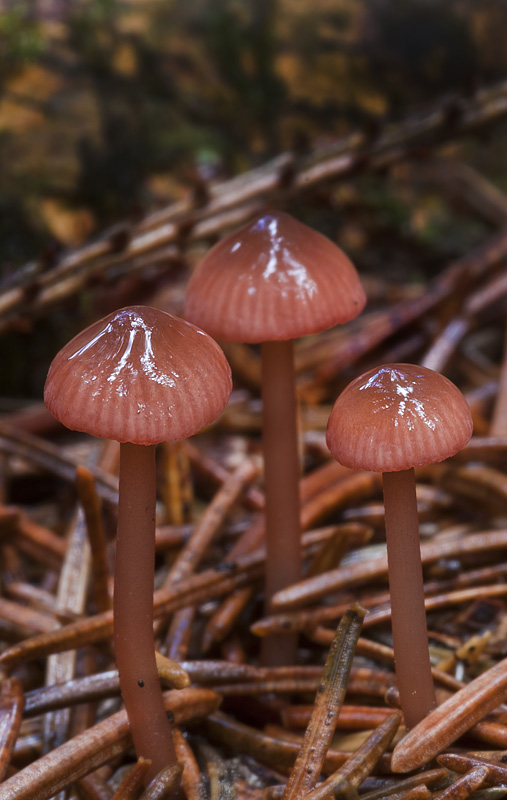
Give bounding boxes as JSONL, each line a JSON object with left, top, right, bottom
{"left": 44, "top": 306, "right": 232, "bottom": 780}
{"left": 326, "top": 363, "right": 473, "bottom": 728}
{"left": 185, "top": 211, "right": 365, "bottom": 664}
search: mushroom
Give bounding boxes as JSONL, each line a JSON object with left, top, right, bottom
{"left": 44, "top": 306, "right": 232, "bottom": 779}
{"left": 326, "top": 363, "right": 473, "bottom": 728}
{"left": 185, "top": 211, "right": 365, "bottom": 665}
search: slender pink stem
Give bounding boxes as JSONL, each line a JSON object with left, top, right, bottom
{"left": 382, "top": 468, "right": 437, "bottom": 729}
{"left": 261, "top": 339, "right": 301, "bottom": 666}
{"left": 115, "top": 442, "right": 176, "bottom": 782}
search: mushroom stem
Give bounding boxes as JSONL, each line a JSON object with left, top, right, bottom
{"left": 382, "top": 468, "right": 437, "bottom": 729}
{"left": 115, "top": 442, "right": 176, "bottom": 780}
{"left": 260, "top": 339, "right": 301, "bottom": 666}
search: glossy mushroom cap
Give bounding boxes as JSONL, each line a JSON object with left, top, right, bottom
{"left": 326, "top": 363, "right": 473, "bottom": 472}
{"left": 44, "top": 306, "right": 232, "bottom": 446}
{"left": 184, "top": 211, "right": 366, "bottom": 343}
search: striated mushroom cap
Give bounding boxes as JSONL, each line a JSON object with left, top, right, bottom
{"left": 44, "top": 306, "right": 232, "bottom": 446}
{"left": 326, "top": 363, "right": 473, "bottom": 473}
{"left": 184, "top": 211, "right": 366, "bottom": 343}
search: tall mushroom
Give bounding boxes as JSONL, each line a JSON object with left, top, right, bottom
{"left": 44, "top": 306, "right": 232, "bottom": 779}
{"left": 326, "top": 363, "right": 473, "bottom": 728}
{"left": 185, "top": 211, "right": 365, "bottom": 664}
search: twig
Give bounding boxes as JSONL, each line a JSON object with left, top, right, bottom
{"left": 42, "top": 507, "right": 91, "bottom": 770}
{"left": 139, "top": 763, "right": 184, "bottom": 800}
{"left": 172, "top": 728, "right": 204, "bottom": 800}
{"left": 0, "top": 688, "right": 220, "bottom": 800}
{"left": 272, "top": 529, "right": 507, "bottom": 610}
{"left": 112, "top": 758, "right": 153, "bottom": 800}
{"left": 202, "top": 712, "right": 351, "bottom": 775}
{"left": 431, "top": 767, "right": 489, "bottom": 800}
{"left": 313, "top": 226, "right": 507, "bottom": 384}
{"left": 4, "top": 81, "right": 507, "bottom": 331}
{"left": 391, "top": 656, "right": 507, "bottom": 772}
{"left": 305, "top": 712, "right": 402, "bottom": 800}
{"left": 0, "top": 424, "right": 118, "bottom": 505}
{"left": 0, "top": 678, "right": 24, "bottom": 782}
{"left": 281, "top": 603, "right": 366, "bottom": 800}
{"left": 359, "top": 769, "right": 450, "bottom": 800}
{"left": 438, "top": 753, "right": 507, "bottom": 785}
{"left": 75, "top": 466, "right": 111, "bottom": 613}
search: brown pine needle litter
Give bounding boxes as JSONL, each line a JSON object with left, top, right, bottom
{"left": 6, "top": 76, "right": 507, "bottom": 799}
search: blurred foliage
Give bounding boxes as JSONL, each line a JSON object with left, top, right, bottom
{"left": 0, "top": 1, "right": 506, "bottom": 309}
{"left": 0, "top": 3, "right": 44, "bottom": 80}
{"left": 1, "top": 0, "right": 506, "bottom": 262}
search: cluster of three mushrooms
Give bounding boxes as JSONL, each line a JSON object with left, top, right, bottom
{"left": 45, "top": 211, "right": 473, "bottom": 779}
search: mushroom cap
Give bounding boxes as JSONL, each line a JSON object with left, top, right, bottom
{"left": 326, "top": 363, "right": 473, "bottom": 473}
{"left": 44, "top": 306, "right": 232, "bottom": 446}
{"left": 184, "top": 211, "right": 366, "bottom": 343}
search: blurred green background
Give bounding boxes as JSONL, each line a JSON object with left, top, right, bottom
{"left": 1, "top": 0, "right": 507, "bottom": 396}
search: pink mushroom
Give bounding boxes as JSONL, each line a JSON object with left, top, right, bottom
{"left": 185, "top": 211, "right": 365, "bottom": 665}
{"left": 326, "top": 363, "right": 473, "bottom": 728}
{"left": 44, "top": 306, "right": 232, "bottom": 780}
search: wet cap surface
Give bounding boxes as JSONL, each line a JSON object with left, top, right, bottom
{"left": 326, "top": 363, "right": 473, "bottom": 472}
{"left": 44, "top": 306, "right": 232, "bottom": 445}
{"left": 185, "top": 211, "right": 366, "bottom": 343}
